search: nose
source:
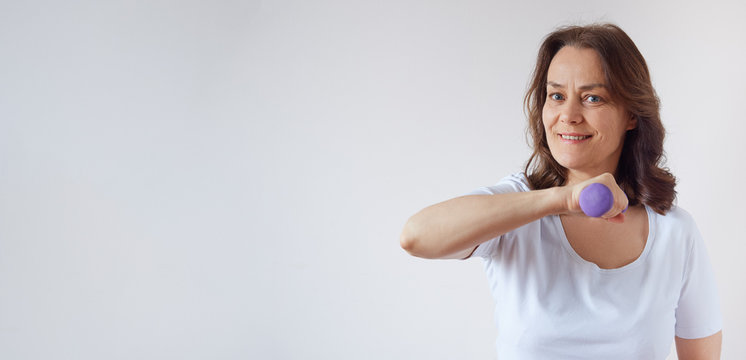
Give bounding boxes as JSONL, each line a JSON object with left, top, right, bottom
{"left": 559, "top": 100, "right": 583, "bottom": 125}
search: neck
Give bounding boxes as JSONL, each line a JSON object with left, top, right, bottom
{"left": 565, "top": 168, "right": 617, "bottom": 186}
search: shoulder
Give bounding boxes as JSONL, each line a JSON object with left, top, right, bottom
{"left": 661, "top": 205, "right": 695, "bottom": 221}
{"left": 649, "top": 205, "right": 704, "bottom": 254}
{"left": 466, "top": 172, "right": 530, "bottom": 196}
{"left": 653, "top": 205, "right": 698, "bottom": 232}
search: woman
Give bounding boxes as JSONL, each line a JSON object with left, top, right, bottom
{"left": 400, "top": 23, "right": 722, "bottom": 359}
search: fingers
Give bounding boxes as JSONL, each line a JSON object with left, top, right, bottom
{"left": 606, "top": 212, "right": 626, "bottom": 224}
{"left": 600, "top": 180, "right": 629, "bottom": 222}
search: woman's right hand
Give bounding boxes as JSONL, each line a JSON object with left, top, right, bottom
{"left": 564, "top": 173, "right": 629, "bottom": 223}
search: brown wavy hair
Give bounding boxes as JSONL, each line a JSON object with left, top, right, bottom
{"left": 523, "top": 23, "right": 676, "bottom": 214}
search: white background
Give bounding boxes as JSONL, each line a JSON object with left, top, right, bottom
{"left": 1, "top": 0, "right": 744, "bottom": 359}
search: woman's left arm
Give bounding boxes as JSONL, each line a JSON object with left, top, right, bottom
{"left": 675, "top": 331, "right": 722, "bottom": 360}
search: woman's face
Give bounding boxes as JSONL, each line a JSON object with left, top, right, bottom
{"left": 542, "top": 46, "right": 636, "bottom": 181}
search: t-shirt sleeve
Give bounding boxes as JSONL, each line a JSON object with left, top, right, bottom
{"left": 674, "top": 221, "right": 723, "bottom": 339}
{"left": 466, "top": 173, "right": 529, "bottom": 259}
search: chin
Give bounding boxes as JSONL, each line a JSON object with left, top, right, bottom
{"left": 552, "top": 155, "right": 583, "bottom": 170}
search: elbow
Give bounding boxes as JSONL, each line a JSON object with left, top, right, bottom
{"left": 400, "top": 219, "right": 426, "bottom": 257}
{"left": 399, "top": 219, "right": 439, "bottom": 259}
{"left": 399, "top": 223, "right": 419, "bottom": 256}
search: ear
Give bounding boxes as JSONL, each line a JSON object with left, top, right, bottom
{"left": 626, "top": 113, "right": 638, "bottom": 130}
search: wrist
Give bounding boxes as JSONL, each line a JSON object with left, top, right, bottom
{"left": 540, "top": 186, "right": 571, "bottom": 216}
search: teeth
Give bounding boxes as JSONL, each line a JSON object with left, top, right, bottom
{"left": 561, "top": 135, "right": 590, "bottom": 140}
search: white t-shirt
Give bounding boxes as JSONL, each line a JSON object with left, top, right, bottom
{"left": 468, "top": 173, "right": 722, "bottom": 360}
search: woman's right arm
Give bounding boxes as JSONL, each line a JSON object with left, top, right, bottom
{"left": 399, "top": 187, "right": 569, "bottom": 259}
{"left": 399, "top": 173, "right": 628, "bottom": 260}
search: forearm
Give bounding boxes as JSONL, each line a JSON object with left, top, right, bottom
{"left": 400, "top": 187, "right": 567, "bottom": 259}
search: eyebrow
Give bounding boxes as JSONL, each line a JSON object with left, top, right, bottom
{"left": 546, "top": 81, "right": 606, "bottom": 91}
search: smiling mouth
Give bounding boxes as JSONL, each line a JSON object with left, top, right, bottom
{"left": 560, "top": 134, "right": 591, "bottom": 140}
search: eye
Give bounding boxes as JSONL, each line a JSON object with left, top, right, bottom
{"left": 586, "top": 95, "right": 602, "bottom": 103}
{"left": 549, "top": 93, "right": 564, "bottom": 101}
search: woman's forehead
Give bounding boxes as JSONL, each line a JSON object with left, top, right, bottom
{"left": 546, "top": 47, "right": 606, "bottom": 87}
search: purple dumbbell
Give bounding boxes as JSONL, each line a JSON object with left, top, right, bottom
{"left": 579, "top": 183, "right": 614, "bottom": 217}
